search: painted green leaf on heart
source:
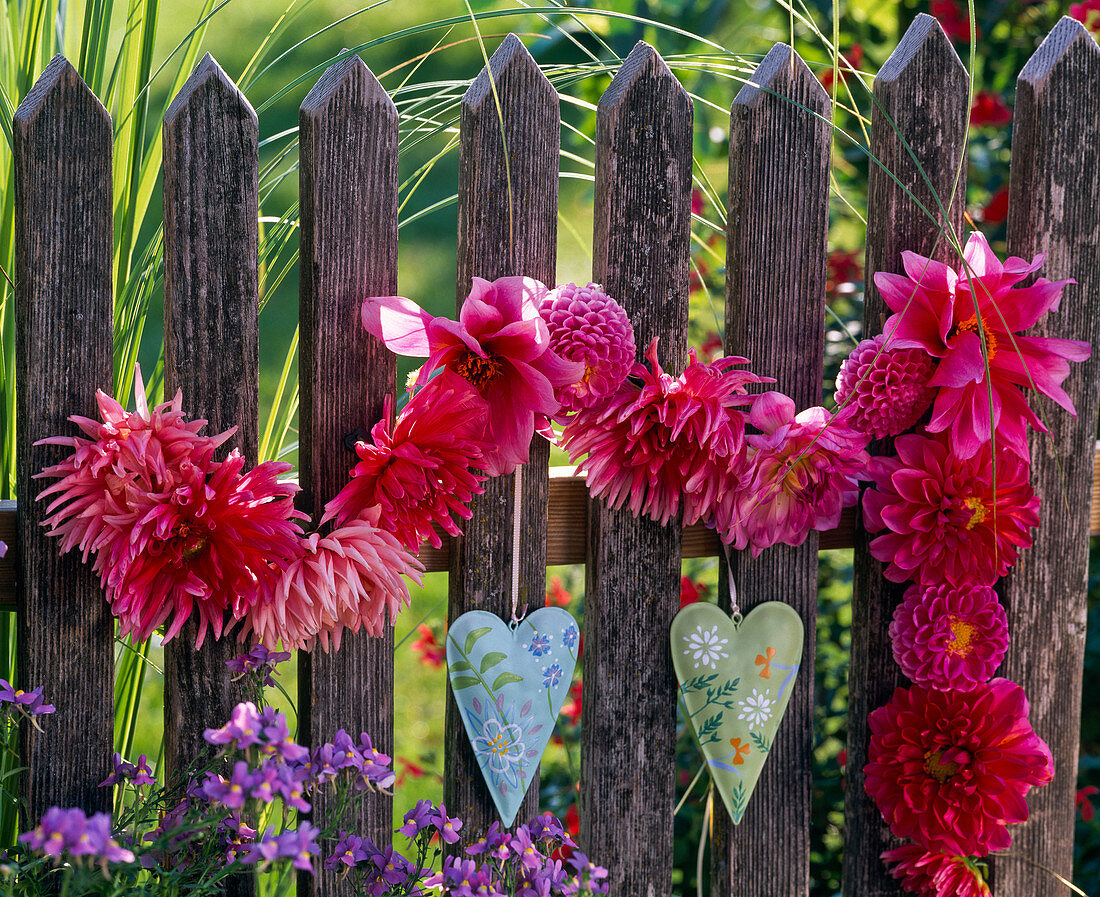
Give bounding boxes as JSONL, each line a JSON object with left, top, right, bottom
{"left": 480, "top": 652, "right": 508, "bottom": 674}
{"left": 449, "top": 660, "right": 473, "bottom": 673}
{"left": 464, "top": 627, "right": 493, "bottom": 655}
{"left": 491, "top": 671, "right": 524, "bottom": 689}
{"left": 450, "top": 676, "right": 480, "bottom": 690}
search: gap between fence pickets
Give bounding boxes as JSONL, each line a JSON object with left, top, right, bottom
{"left": 2, "top": 439, "right": 1099, "bottom": 594}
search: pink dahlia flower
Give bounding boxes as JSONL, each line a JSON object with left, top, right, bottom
{"left": 559, "top": 338, "right": 768, "bottom": 526}
{"left": 101, "top": 451, "right": 305, "bottom": 647}
{"left": 717, "top": 392, "right": 869, "bottom": 555}
{"left": 865, "top": 678, "right": 1053, "bottom": 856}
{"left": 882, "top": 844, "right": 991, "bottom": 897}
{"left": 539, "top": 282, "right": 635, "bottom": 415}
{"left": 36, "top": 365, "right": 233, "bottom": 562}
{"left": 876, "top": 231, "right": 1089, "bottom": 460}
{"left": 362, "top": 277, "right": 584, "bottom": 476}
{"left": 253, "top": 508, "right": 424, "bottom": 651}
{"left": 890, "top": 583, "right": 1008, "bottom": 690}
{"left": 324, "top": 370, "right": 489, "bottom": 551}
{"left": 833, "top": 334, "right": 936, "bottom": 438}
{"left": 863, "top": 433, "right": 1039, "bottom": 587}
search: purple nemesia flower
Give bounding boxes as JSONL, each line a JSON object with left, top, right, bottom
{"left": 510, "top": 826, "right": 544, "bottom": 872}
{"left": 200, "top": 760, "right": 258, "bottom": 809}
{"left": 357, "top": 733, "right": 396, "bottom": 790}
{"left": 249, "top": 758, "right": 282, "bottom": 803}
{"left": 568, "top": 852, "right": 610, "bottom": 892}
{"left": 325, "top": 832, "right": 370, "bottom": 870}
{"left": 204, "top": 701, "right": 264, "bottom": 749}
{"left": 20, "top": 807, "right": 134, "bottom": 865}
{"left": 101, "top": 752, "right": 156, "bottom": 788}
{"left": 274, "top": 762, "right": 312, "bottom": 813}
{"left": 431, "top": 803, "right": 463, "bottom": 844}
{"left": 226, "top": 644, "right": 291, "bottom": 687}
{"left": 0, "top": 680, "right": 55, "bottom": 716}
{"left": 371, "top": 845, "right": 412, "bottom": 886}
{"left": 0, "top": 540, "right": 5, "bottom": 558}
{"left": 399, "top": 798, "right": 435, "bottom": 837}
{"left": 260, "top": 706, "right": 310, "bottom": 762}
{"left": 441, "top": 856, "right": 486, "bottom": 897}
{"left": 277, "top": 823, "right": 321, "bottom": 872}
{"left": 243, "top": 826, "right": 281, "bottom": 867}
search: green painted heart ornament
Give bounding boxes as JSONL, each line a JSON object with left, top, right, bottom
{"left": 671, "top": 601, "right": 804, "bottom": 823}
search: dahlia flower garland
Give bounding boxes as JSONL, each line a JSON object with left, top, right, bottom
{"left": 875, "top": 230, "right": 1090, "bottom": 460}
{"left": 864, "top": 678, "right": 1053, "bottom": 857}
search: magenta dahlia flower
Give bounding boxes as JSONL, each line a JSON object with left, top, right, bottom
{"left": 361, "top": 277, "right": 584, "bottom": 476}
{"left": 890, "top": 583, "right": 1008, "bottom": 690}
{"left": 100, "top": 451, "right": 305, "bottom": 647}
{"left": 324, "top": 370, "right": 489, "bottom": 551}
{"left": 882, "top": 844, "right": 991, "bottom": 897}
{"left": 876, "top": 231, "right": 1090, "bottom": 460}
{"left": 539, "top": 282, "right": 635, "bottom": 415}
{"left": 834, "top": 334, "right": 936, "bottom": 438}
{"left": 36, "top": 365, "right": 233, "bottom": 562}
{"left": 865, "top": 678, "right": 1053, "bottom": 856}
{"left": 717, "top": 392, "right": 868, "bottom": 555}
{"left": 559, "top": 338, "right": 768, "bottom": 526}
{"left": 253, "top": 508, "right": 424, "bottom": 651}
{"left": 863, "top": 433, "right": 1039, "bottom": 587}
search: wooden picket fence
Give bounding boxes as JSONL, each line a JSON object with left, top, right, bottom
{"left": 1, "top": 12, "right": 1098, "bottom": 897}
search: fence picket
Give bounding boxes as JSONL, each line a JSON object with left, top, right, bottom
{"left": 296, "top": 54, "right": 399, "bottom": 895}
{"left": 581, "top": 41, "right": 692, "bottom": 895}
{"left": 160, "top": 53, "right": 259, "bottom": 872}
{"left": 13, "top": 55, "right": 115, "bottom": 825}
{"left": 990, "top": 18, "right": 1100, "bottom": 895}
{"left": 443, "top": 33, "right": 560, "bottom": 836}
{"left": 844, "top": 15, "right": 968, "bottom": 896}
{"left": 713, "top": 43, "right": 830, "bottom": 897}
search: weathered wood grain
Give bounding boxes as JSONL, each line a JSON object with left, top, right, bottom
{"left": 13, "top": 55, "right": 115, "bottom": 827}
{"left": 713, "top": 43, "right": 830, "bottom": 897}
{"left": 989, "top": 18, "right": 1100, "bottom": 896}
{"left": 844, "top": 16, "right": 968, "bottom": 897}
{"left": 581, "top": 41, "right": 692, "bottom": 896}
{"left": 160, "top": 53, "right": 259, "bottom": 852}
{"left": 443, "top": 33, "right": 559, "bottom": 838}
{"left": 296, "top": 55, "right": 399, "bottom": 897}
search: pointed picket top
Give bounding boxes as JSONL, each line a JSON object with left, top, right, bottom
{"left": 164, "top": 52, "right": 256, "bottom": 132}
{"left": 463, "top": 33, "right": 553, "bottom": 112}
{"left": 1019, "top": 15, "right": 1100, "bottom": 91}
{"left": 599, "top": 40, "right": 690, "bottom": 119}
{"left": 733, "top": 42, "right": 829, "bottom": 113}
{"left": 877, "top": 12, "right": 966, "bottom": 87}
{"left": 14, "top": 54, "right": 109, "bottom": 132}
{"left": 301, "top": 52, "right": 396, "bottom": 123}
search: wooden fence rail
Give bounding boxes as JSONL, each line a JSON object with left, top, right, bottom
{"left": 4, "top": 15, "right": 1099, "bottom": 897}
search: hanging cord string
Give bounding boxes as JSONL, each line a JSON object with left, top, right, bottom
{"left": 511, "top": 463, "right": 524, "bottom": 625}
{"left": 723, "top": 543, "right": 742, "bottom": 627}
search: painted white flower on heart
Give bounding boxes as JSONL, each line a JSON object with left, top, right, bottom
{"left": 684, "top": 625, "right": 729, "bottom": 670}
{"left": 737, "top": 688, "right": 775, "bottom": 728}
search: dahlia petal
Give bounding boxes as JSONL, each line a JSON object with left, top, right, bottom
{"left": 361, "top": 295, "right": 436, "bottom": 356}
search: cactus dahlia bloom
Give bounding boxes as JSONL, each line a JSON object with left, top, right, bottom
{"left": 881, "top": 844, "right": 991, "bottom": 897}
{"left": 833, "top": 333, "right": 936, "bottom": 439}
{"left": 875, "top": 230, "right": 1089, "bottom": 460}
{"left": 716, "top": 392, "right": 868, "bottom": 556}
{"left": 324, "top": 370, "right": 489, "bottom": 551}
{"left": 863, "top": 433, "right": 1039, "bottom": 587}
{"left": 865, "top": 678, "right": 1053, "bottom": 857}
{"left": 538, "top": 282, "right": 635, "bottom": 415}
{"left": 889, "top": 583, "right": 1008, "bottom": 691}
{"left": 100, "top": 451, "right": 305, "bottom": 647}
{"left": 251, "top": 507, "right": 424, "bottom": 652}
{"left": 559, "top": 338, "right": 768, "bottom": 526}
{"left": 361, "top": 276, "right": 584, "bottom": 477}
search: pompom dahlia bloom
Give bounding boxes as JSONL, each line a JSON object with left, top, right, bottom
{"left": 252, "top": 508, "right": 424, "bottom": 651}
{"left": 717, "top": 392, "right": 869, "bottom": 555}
{"left": 362, "top": 276, "right": 584, "bottom": 476}
{"left": 890, "top": 583, "right": 1008, "bottom": 690}
{"left": 882, "top": 844, "right": 990, "bottom": 897}
{"left": 100, "top": 451, "right": 305, "bottom": 646}
{"left": 834, "top": 334, "right": 936, "bottom": 438}
{"left": 539, "top": 282, "right": 635, "bottom": 415}
{"left": 876, "top": 231, "right": 1089, "bottom": 460}
{"left": 36, "top": 365, "right": 234, "bottom": 562}
{"left": 863, "top": 433, "right": 1039, "bottom": 587}
{"left": 324, "top": 370, "right": 489, "bottom": 551}
{"left": 559, "top": 338, "right": 768, "bottom": 526}
{"left": 865, "top": 679, "right": 1053, "bottom": 856}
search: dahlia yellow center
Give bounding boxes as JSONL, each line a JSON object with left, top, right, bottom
{"left": 946, "top": 615, "right": 977, "bottom": 657}
{"left": 963, "top": 496, "right": 987, "bottom": 529}
{"left": 455, "top": 351, "right": 506, "bottom": 389}
{"left": 923, "top": 749, "right": 960, "bottom": 783}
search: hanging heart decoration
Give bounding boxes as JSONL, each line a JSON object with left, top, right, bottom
{"left": 447, "top": 607, "right": 578, "bottom": 826}
{"left": 670, "top": 601, "right": 804, "bottom": 823}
